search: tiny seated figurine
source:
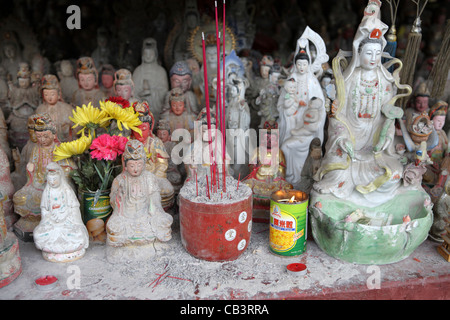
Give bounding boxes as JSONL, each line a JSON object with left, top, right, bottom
{"left": 36, "top": 74, "right": 75, "bottom": 142}
{"left": 106, "top": 139, "right": 173, "bottom": 263}
{"left": 183, "top": 108, "right": 233, "bottom": 181}
{"left": 156, "top": 119, "right": 183, "bottom": 194}
{"left": 131, "top": 102, "right": 175, "bottom": 210}
{"left": 71, "top": 57, "right": 106, "bottom": 109}
{"left": 160, "top": 87, "right": 196, "bottom": 137}
{"left": 99, "top": 64, "right": 115, "bottom": 98}
{"left": 58, "top": 60, "right": 78, "bottom": 103}
{"left": 244, "top": 121, "right": 292, "bottom": 220}
{"left": 33, "top": 162, "right": 89, "bottom": 263}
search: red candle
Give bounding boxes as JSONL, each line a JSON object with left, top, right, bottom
{"left": 35, "top": 275, "right": 58, "bottom": 290}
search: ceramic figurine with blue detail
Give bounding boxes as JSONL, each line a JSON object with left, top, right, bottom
{"left": 310, "top": 0, "right": 433, "bottom": 265}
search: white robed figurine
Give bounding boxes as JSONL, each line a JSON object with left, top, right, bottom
{"left": 34, "top": 162, "right": 89, "bottom": 263}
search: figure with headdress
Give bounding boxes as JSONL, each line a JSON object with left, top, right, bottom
{"left": 7, "top": 62, "right": 40, "bottom": 150}
{"left": 36, "top": 74, "right": 75, "bottom": 142}
{"left": 162, "top": 61, "right": 200, "bottom": 117}
{"left": 71, "top": 57, "right": 106, "bottom": 109}
{"left": 33, "top": 162, "right": 89, "bottom": 262}
{"left": 133, "top": 38, "right": 169, "bottom": 118}
{"left": 255, "top": 63, "right": 282, "bottom": 129}
{"left": 131, "top": 101, "right": 175, "bottom": 210}
{"left": 113, "top": 68, "right": 138, "bottom": 105}
{"left": 309, "top": 0, "right": 434, "bottom": 265}
{"left": 106, "top": 139, "right": 173, "bottom": 263}
{"left": 13, "top": 114, "right": 75, "bottom": 241}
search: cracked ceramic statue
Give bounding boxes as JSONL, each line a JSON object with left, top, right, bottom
{"left": 71, "top": 57, "right": 106, "bottom": 109}
{"left": 36, "top": 74, "right": 75, "bottom": 142}
{"left": 7, "top": 62, "right": 39, "bottom": 150}
{"left": 277, "top": 27, "right": 328, "bottom": 187}
{"left": 133, "top": 38, "right": 169, "bottom": 120}
{"left": 13, "top": 114, "right": 74, "bottom": 242}
{"left": 131, "top": 101, "right": 175, "bottom": 211}
{"left": 162, "top": 61, "right": 200, "bottom": 117}
{"left": 33, "top": 162, "right": 89, "bottom": 263}
{"left": 106, "top": 139, "right": 173, "bottom": 264}
{"left": 309, "top": 0, "right": 433, "bottom": 265}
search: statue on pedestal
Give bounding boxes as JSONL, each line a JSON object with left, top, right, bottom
{"left": 309, "top": 1, "right": 433, "bottom": 265}
{"left": 106, "top": 139, "right": 173, "bottom": 263}
{"left": 33, "top": 162, "right": 89, "bottom": 263}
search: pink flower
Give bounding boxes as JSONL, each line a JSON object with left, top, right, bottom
{"left": 90, "top": 134, "right": 129, "bottom": 161}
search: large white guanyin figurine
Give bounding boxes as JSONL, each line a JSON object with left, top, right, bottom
{"left": 133, "top": 38, "right": 169, "bottom": 117}
{"left": 106, "top": 139, "right": 173, "bottom": 263}
{"left": 277, "top": 27, "right": 328, "bottom": 186}
{"left": 309, "top": 1, "right": 433, "bottom": 265}
{"left": 33, "top": 162, "right": 89, "bottom": 263}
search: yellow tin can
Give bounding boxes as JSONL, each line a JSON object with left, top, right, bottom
{"left": 269, "top": 190, "right": 308, "bottom": 256}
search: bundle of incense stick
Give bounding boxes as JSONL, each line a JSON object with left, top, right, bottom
{"left": 200, "top": 0, "right": 236, "bottom": 198}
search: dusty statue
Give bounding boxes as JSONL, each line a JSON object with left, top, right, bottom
{"left": 71, "top": 57, "right": 106, "bottom": 109}
{"left": 106, "top": 139, "right": 173, "bottom": 264}
{"left": 12, "top": 114, "right": 75, "bottom": 242}
{"left": 133, "top": 38, "right": 169, "bottom": 119}
{"left": 33, "top": 162, "right": 89, "bottom": 263}
{"left": 131, "top": 101, "right": 175, "bottom": 210}
{"left": 309, "top": 0, "right": 433, "bottom": 265}
{"left": 36, "top": 74, "right": 75, "bottom": 142}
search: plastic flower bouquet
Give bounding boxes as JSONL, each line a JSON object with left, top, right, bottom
{"left": 53, "top": 100, "right": 142, "bottom": 194}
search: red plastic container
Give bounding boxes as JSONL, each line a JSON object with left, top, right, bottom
{"left": 179, "top": 194, "right": 253, "bottom": 261}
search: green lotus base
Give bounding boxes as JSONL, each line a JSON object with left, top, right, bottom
{"left": 309, "top": 187, "right": 433, "bottom": 265}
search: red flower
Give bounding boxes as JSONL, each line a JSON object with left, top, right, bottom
{"left": 90, "top": 134, "right": 129, "bottom": 161}
{"left": 105, "top": 96, "right": 130, "bottom": 109}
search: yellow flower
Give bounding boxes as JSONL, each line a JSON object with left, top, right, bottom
{"left": 53, "top": 135, "right": 92, "bottom": 162}
{"left": 70, "top": 102, "right": 109, "bottom": 137}
{"left": 99, "top": 100, "right": 142, "bottom": 136}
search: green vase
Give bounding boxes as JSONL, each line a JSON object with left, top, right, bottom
{"left": 78, "top": 189, "right": 112, "bottom": 243}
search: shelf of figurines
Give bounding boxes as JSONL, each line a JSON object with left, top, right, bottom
{"left": 1, "top": 0, "right": 449, "bottom": 296}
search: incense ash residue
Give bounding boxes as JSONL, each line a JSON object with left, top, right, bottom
{"left": 180, "top": 175, "right": 252, "bottom": 204}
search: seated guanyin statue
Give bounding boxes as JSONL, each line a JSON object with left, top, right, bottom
{"left": 309, "top": 0, "right": 433, "bottom": 265}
